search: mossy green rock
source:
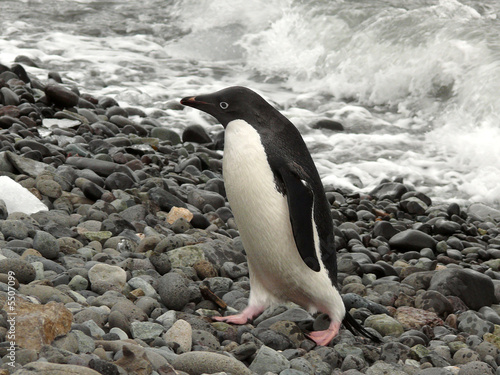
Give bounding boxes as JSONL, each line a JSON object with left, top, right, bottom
{"left": 83, "top": 231, "right": 113, "bottom": 241}
{"left": 364, "top": 314, "right": 404, "bottom": 337}
{"left": 447, "top": 340, "right": 468, "bottom": 354}
{"left": 410, "top": 344, "right": 430, "bottom": 359}
{"left": 167, "top": 245, "right": 205, "bottom": 268}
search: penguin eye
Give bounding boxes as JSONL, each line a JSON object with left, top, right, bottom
{"left": 219, "top": 102, "right": 229, "bottom": 110}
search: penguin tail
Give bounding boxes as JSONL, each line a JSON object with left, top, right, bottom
{"left": 342, "top": 311, "right": 381, "bottom": 343}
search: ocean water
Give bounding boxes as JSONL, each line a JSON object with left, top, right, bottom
{"left": 1, "top": 0, "right": 499, "bottom": 208}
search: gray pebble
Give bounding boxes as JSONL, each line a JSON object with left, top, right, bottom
{"left": 0, "top": 258, "right": 36, "bottom": 284}
{"left": 157, "top": 272, "right": 190, "bottom": 310}
{"left": 130, "top": 321, "right": 164, "bottom": 341}
{"left": 457, "top": 360, "right": 495, "bottom": 375}
{"left": 249, "top": 345, "right": 291, "bottom": 374}
{"left": 33, "top": 230, "right": 60, "bottom": 259}
{"left": 173, "top": 351, "right": 251, "bottom": 375}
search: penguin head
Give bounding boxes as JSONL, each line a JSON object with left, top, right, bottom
{"left": 181, "top": 86, "right": 273, "bottom": 128}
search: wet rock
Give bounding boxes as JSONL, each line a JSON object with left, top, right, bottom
{"left": 311, "top": 119, "right": 344, "bottom": 131}
{"left": 369, "top": 182, "right": 409, "bottom": 201}
{"left": 45, "top": 84, "right": 80, "bottom": 108}
{"left": 467, "top": 203, "right": 500, "bottom": 222}
{"left": 182, "top": 124, "right": 212, "bottom": 144}
{"left": 389, "top": 229, "right": 437, "bottom": 252}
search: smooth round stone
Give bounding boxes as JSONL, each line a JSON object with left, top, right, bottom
{"left": 33, "top": 230, "right": 60, "bottom": 259}
{"left": 1, "top": 87, "right": 20, "bottom": 105}
{"left": 36, "top": 179, "right": 62, "bottom": 199}
{"left": 88, "top": 264, "right": 127, "bottom": 294}
{"left": 364, "top": 314, "right": 404, "bottom": 337}
{"left": 151, "top": 127, "right": 181, "bottom": 144}
{"left": 249, "top": 345, "right": 290, "bottom": 374}
{"left": 68, "top": 275, "right": 89, "bottom": 291}
{"left": 192, "top": 329, "right": 220, "bottom": 350}
{"left": 182, "top": 124, "right": 212, "bottom": 144}
{"left": 45, "top": 84, "right": 79, "bottom": 107}
{"left": 389, "top": 229, "right": 437, "bottom": 252}
{"left": 434, "top": 219, "right": 461, "bottom": 235}
{"left": 157, "top": 272, "right": 190, "bottom": 310}
{"left": 173, "top": 351, "right": 251, "bottom": 375}
{"left": 0, "top": 258, "right": 36, "bottom": 284}
{"left": 163, "top": 319, "right": 192, "bottom": 353}
{"left": 187, "top": 189, "right": 225, "bottom": 210}
{"left": 453, "top": 347, "right": 481, "bottom": 365}
{"left": 1, "top": 219, "right": 29, "bottom": 240}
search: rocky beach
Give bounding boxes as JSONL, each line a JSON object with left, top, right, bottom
{"left": 1, "top": 60, "right": 500, "bottom": 375}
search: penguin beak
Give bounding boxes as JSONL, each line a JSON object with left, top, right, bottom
{"left": 180, "top": 96, "right": 210, "bottom": 109}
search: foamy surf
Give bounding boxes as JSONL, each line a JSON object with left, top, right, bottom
{"left": 1, "top": 0, "right": 499, "bottom": 207}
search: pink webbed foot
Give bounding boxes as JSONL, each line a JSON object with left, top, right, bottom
{"left": 306, "top": 321, "right": 341, "bottom": 346}
{"left": 213, "top": 305, "right": 264, "bottom": 325}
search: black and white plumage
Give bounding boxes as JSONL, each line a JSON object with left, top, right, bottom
{"left": 181, "top": 86, "right": 379, "bottom": 345}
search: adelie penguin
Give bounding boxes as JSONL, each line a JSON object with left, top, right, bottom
{"left": 181, "top": 86, "right": 380, "bottom": 346}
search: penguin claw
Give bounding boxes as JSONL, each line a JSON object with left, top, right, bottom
{"left": 306, "top": 321, "right": 341, "bottom": 346}
{"left": 213, "top": 314, "right": 249, "bottom": 325}
{"left": 213, "top": 305, "right": 265, "bottom": 325}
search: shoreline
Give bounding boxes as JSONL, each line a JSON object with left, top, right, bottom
{"left": 1, "top": 62, "right": 500, "bottom": 375}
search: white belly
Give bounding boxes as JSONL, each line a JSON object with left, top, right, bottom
{"left": 223, "top": 119, "right": 344, "bottom": 320}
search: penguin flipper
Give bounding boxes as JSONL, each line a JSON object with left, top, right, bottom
{"left": 342, "top": 311, "right": 381, "bottom": 343}
{"left": 279, "top": 167, "right": 321, "bottom": 272}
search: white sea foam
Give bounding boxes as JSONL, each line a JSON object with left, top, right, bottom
{"left": 1, "top": 0, "right": 499, "bottom": 207}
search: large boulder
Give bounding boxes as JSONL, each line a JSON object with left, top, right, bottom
{"left": 429, "top": 268, "right": 496, "bottom": 310}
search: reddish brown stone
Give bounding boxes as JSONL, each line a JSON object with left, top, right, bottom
{"left": 394, "top": 306, "right": 444, "bottom": 330}
{"left": 4, "top": 297, "right": 73, "bottom": 350}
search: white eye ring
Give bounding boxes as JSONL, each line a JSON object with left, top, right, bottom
{"left": 220, "top": 102, "right": 229, "bottom": 109}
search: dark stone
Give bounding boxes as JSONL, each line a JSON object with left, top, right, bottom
{"left": 105, "top": 172, "right": 135, "bottom": 190}
{"left": 369, "top": 182, "right": 409, "bottom": 201}
{"left": 429, "top": 268, "right": 496, "bottom": 310}
{"left": 11, "top": 64, "right": 30, "bottom": 83}
{"left": 89, "top": 358, "right": 120, "bottom": 375}
{"left": 1, "top": 87, "right": 20, "bottom": 106}
{"left": 311, "top": 119, "right": 344, "bottom": 131}
{"left": 66, "top": 157, "right": 139, "bottom": 182}
{"left": 342, "top": 293, "right": 389, "bottom": 315}
{"left": 389, "top": 229, "right": 437, "bottom": 252}
{"left": 373, "top": 221, "right": 399, "bottom": 240}
{"left": 433, "top": 219, "right": 461, "bottom": 235}
{"left": 187, "top": 190, "right": 225, "bottom": 210}
{"left": 148, "top": 187, "right": 186, "bottom": 211}
{"left": 157, "top": 273, "right": 190, "bottom": 310}
{"left": 182, "top": 125, "right": 212, "bottom": 144}
{"left": 45, "top": 84, "right": 79, "bottom": 108}
{"left": 78, "top": 179, "right": 106, "bottom": 201}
